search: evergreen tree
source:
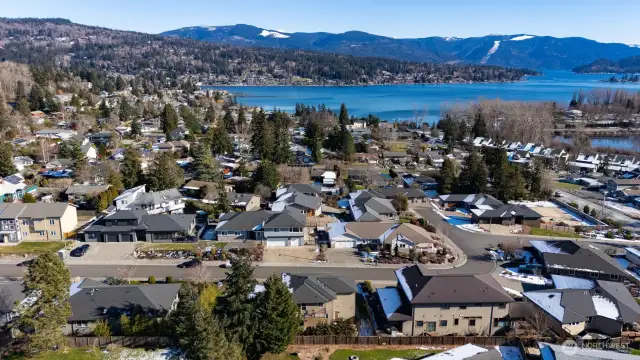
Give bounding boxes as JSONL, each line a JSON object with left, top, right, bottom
{"left": 472, "top": 111, "right": 488, "bottom": 138}
{"left": 506, "top": 165, "right": 526, "bottom": 201}
{"left": 148, "top": 152, "right": 184, "bottom": 191}
{"left": 28, "top": 83, "right": 45, "bottom": 111}
{"left": 236, "top": 159, "right": 249, "bottom": 177}
{"left": 215, "top": 256, "right": 258, "bottom": 352}
{"left": 530, "top": 161, "right": 543, "bottom": 198}
{"left": 204, "top": 104, "right": 216, "bottom": 123}
{"left": 180, "top": 105, "right": 201, "bottom": 134}
{"left": 115, "top": 75, "right": 127, "bottom": 91}
{"left": 223, "top": 110, "right": 235, "bottom": 133}
{"left": 130, "top": 117, "right": 142, "bottom": 139}
{"left": 22, "top": 193, "right": 37, "bottom": 203}
{"left": 250, "top": 110, "right": 273, "bottom": 160}
{"left": 311, "top": 141, "right": 323, "bottom": 163}
{"left": 15, "top": 80, "right": 26, "bottom": 101}
{"left": 250, "top": 274, "right": 302, "bottom": 359}
{"left": 456, "top": 150, "right": 488, "bottom": 193}
{"left": 0, "top": 91, "right": 9, "bottom": 132}
{"left": 215, "top": 180, "right": 231, "bottom": 214}
{"left": 172, "top": 283, "right": 243, "bottom": 360}
{"left": 438, "top": 158, "right": 456, "bottom": 195}
{"left": 70, "top": 94, "right": 81, "bottom": 108}
{"left": 340, "top": 125, "right": 355, "bottom": 161}
{"left": 253, "top": 160, "right": 278, "bottom": 190}
{"left": 439, "top": 114, "right": 458, "bottom": 154}
{"left": 71, "top": 142, "right": 88, "bottom": 182}
{"left": 120, "top": 149, "right": 143, "bottom": 189}
{"left": 490, "top": 149, "right": 510, "bottom": 201}
{"left": 20, "top": 252, "right": 71, "bottom": 353}
{"left": 192, "top": 144, "right": 220, "bottom": 182}
{"left": 338, "top": 103, "right": 349, "bottom": 126}
{"left": 18, "top": 97, "right": 31, "bottom": 116}
{"left": 161, "top": 104, "right": 178, "bottom": 137}
{"left": 237, "top": 106, "right": 246, "bottom": 133}
{"left": 271, "top": 112, "right": 293, "bottom": 164}
{"left": 0, "top": 142, "right": 17, "bottom": 177}
{"left": 99, "top": 99, "right": 111, "bottom": 118}
{"left": 118, "top": 99, "right": 131, "bottom": 122}
{"left": 207, "top": 125, "right": 233, "bottom": 156}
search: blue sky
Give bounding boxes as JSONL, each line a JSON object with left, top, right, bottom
{"left": 4, "top": 0, "right": 640, "bottom": 44}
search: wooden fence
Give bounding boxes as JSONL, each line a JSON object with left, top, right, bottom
{"left": 66, "top": 336, "right": 173, "bottom": 348}
{"left": 292, "top": 335, "right": 513, "bottom": 346}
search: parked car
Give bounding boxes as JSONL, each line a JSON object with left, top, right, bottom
{"left": 554, "top": 191, "right": 562, "bottom": 197}
{"left": 16, "top": 259, "right": 34, "bottom": 267}
{"left": 220, "top": 260, "right": 232, "bottom": 268}
{"left": 178, "top": 259, "right": 202, "bottom": 268}
{"left": 70, "top": 244, "right": 90, "bottom": 257}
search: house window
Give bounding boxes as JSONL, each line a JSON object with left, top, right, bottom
{"left": 22, "top": 220, "right": 28, "bottom": 226}
{"left": 426, "top": 322, "right": 436, "bottom": 332}
{"left": 88, "top": 233, "right": 96, "bottom": 239}
{"left": 22, "top": 232, "right": 27, "bottom": 236}
{"left": 174, "top": 200, "right": 180, "bottom": 205}
{"left": 49, "top": 219, "right": 55, "bottom": 225}
{"left": 273, "top": 228, "right": 280, "bottom": 232}
{"left": 469, "top": 319, "right": 476, "bottom": 327}
{"left": 498, "top": 303, "right": 506, "bottom": 309}
{"left": 441, "top": 304, "right": 450, "bottom": 309}
{"left": 454, "top": 319, "right": 459, "bottom": 326}
{"left": 416, "top": 321, "right": 424, "bottom": 327}
{"left": 440, "top": 320, "right": 448, "bottom": 327}
{"left": 75, "top": 321, "right": 88, "bottom": 328}
{"left": 39, "top": 231, "right": 44, "bottom": 236}
{"left": 590, "top": 272, "right": 599, "bottom": 278}
{"left": 568, "top": 269, "right": 575, "bottom": 275}
{"left": 459, "top": 306, "right": 467, "bottom": 310}
{"left": 400, "top": 244, "right": 407, "bottom": 248}
{"left": 50, "top": 231, "right": 56, "bottom": 236}
{"left": 610, "top": 274, "right": 619, "bottom": 280}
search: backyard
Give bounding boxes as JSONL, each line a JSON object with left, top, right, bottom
{"left": 552, "top": 181, "right": 582, "bottom": 190}
{"left": 0, "top": 241, "right": 67, "bottom": 256}
{"left": 529, "top": 228, "right": 577, "bottom": 238}
{"left": 329, "top": 348, "right": 436, "bottom": 360}
{"left": 136, "top": 241, "right": 227, "bottom": 252}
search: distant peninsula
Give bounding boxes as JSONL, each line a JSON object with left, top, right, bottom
{"left": 573, "top": 56, "right": 640, "bottom": 74}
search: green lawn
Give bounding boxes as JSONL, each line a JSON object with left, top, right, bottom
{"left": 329, "top": 349, "right": 436, "bottom": 360}
{"left": 529, "top": 227, "right": 577, "bottom": 238}
{"left": 553, "top": 181, "right": 582, "bottom": 190}
{"left": 630, "top": 349, "right": 640, "bottom": 356}
{"left": 262, "top": 354, "right": 300, "bottom": 360}
{"left": 0, "top": 241, "right": 66, "bottom": 256}
{"left": 139, "top": 241, "right": 226, "bottom": 251}
{"left": 4, "top": 348, "right": 103, "bottom": 360}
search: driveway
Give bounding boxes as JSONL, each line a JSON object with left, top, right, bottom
{"left": 554, "top": 189, "right": 640, "bottom": 228}
{"left": 65, "top": 243, "right": 137, "bottom": 263}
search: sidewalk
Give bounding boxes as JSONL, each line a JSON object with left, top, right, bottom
{"left": 409, "top": 207, "right": 468, "bottom": 269}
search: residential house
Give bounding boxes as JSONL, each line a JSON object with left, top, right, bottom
{"left": 348, "top": 168, "right": 390, "bottom": 187}
{"left": 425, "top": 151, "right": 445, "bottom": 168}
{"left": 227, "top": 192, "right": 261, "bottom": 211}
{"left": 0, "top": 282, "right": 27, "bottom": 327}
{"left": 348, "top": 190, "right": 398, "bottom": 222}
{"left": 212, "top": 210, "right": 308, "bottom": 246}
{"left": 509, "top": 150, "right": 533, "bottom": 167}
{"left": 282, "top": 273, "right": 356, "bottom": 328}
{"left": 155, "top": 140, "right": 190, "bottom": 153}
{"left": 0, "top": 202, "right": 78, "bottom": 243}
{"left": 472, "top": 137, "right": 494, "bottom": 147}
{"left": 529, "top": 240, "right": 629, "bottom": 282}
{"left": 438, "top": 194, "right": 503, "bottom": 211}
{"left": 272, "top": 191, "right": 322, "bottom": 217}
{"left": 66, "top": 279, "right": 180, "bottom": 335}
{"left": 65, "top": 184, "right": 111, "bottom": 202}
{"left": 402, "top": 174, "right": 438, "bottom": 190}
{"left": 568, "top": 153, "right": 600, "bottom": 174}
{"left": 328, "top": 222, "right": 436, "bottom": 252}
{"left": 169, "top": 126, "right": 189, "bottom": 140}
{"left": 369, "top": 187, "right": 427, "bottom": 204}
{"left": 114, "top": 185, "right": 184, "bottom": 214}
{"left": 276, "top": 184, "right": 323, "bottom": 198}
{"left": 538, "top": 342, "right": 634, "bottom": 360}
{"left": 83, "top": 210, "right": 195, "bottom": 242}
{"left": 354, "top": 153, "right": 380, "bottom": 164}
{"left": 524, "top": 275, "right": 640, "bottom": 336}
{"left": 88, "top": 131, "right": 116, "bottom": 146}
{"left": 12, "top": 156, "right": 34, "bottom": 172}
{"left": 471, "top": 204, "right": 542, "bottom": 227}
{"left": 0, "top": 174, "right": 36, "bottom": 203}
{"left": 80, "top": 143, "right": 98, "bottom": 161}
{"left": 606, "top": 178, "right": 640, "bottom": 192}
{"left": 378, "top": 265, "right": 513, "bottom": 336}
{"left": 382, "top": 151, "right": 409, "bottom": 164}
{"left": 35, "top": 129, "right": 76, "bottom": 140}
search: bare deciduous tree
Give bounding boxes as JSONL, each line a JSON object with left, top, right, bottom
{"left": 528, "top": 308, "right": 553, "bottom": 339}
{"left": 188, "top": 264, "right": 211, "bottom": 284}
{"left": 117, "top": 266, "right": 137, "bottom": 284}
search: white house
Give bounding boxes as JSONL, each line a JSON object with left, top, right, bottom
{"left": 12, "top": 157, "right": 34, "bottom": 172}
{"left": 321, "top": 171, "right": 337, "bottom": 186}
{"left": 81, "top": 144, "right": 98, "bottom": 161}
{"left": 114, "top": 185, "right": 184, "bottom": 214}
{"left": 35, "top": 129, "right": 77, "bottom": 141}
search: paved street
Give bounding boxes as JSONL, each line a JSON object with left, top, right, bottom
{"left": 553, "top": 189, "right": 640, "bottom": 228}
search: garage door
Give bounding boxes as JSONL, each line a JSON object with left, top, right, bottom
{"left": 333, "top": 241, "right": 354, "bottom": 248}
{"left": 289, "top": 239, "right": 301, "bottom": 247}
{"left": 267, "top": 240, "right": 287, "bottom": 247}
{"left": 120, "top": 234, "right": 134, "bottom": 242}
{"left": 105, "top": 234, "right": 119, "bottom": 242}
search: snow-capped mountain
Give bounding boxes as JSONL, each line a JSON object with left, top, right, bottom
{"left": 161, "top": 25, "right": 640, "bottom": 70}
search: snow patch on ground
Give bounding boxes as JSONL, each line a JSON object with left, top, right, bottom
{"left": 259, "top": 29, "right": 290, "bottom": 38}
{"left": 501, "top": 268, "right": 552, "bottom": 285}
{"left": 106, "top": 348, "right": 183, "bottom": 360}
{"left": 203, "top": 26, "right": 217, "bottom": 31}
{"left": 607, "top": 202, "right": 640, "bottom": 217}
{"left": 480, "top": 41, "right": 500, "bottom": 64}
{"left": 510, "top": 200, "right": 556, "bottom": 208}
{"left": 510, "top": 35, "right": 535, "bottom": 41}
{"left": 457, "top": 224, "right": 486, "bottom": 232}
{"left": 443, "top": 37, "right": 460, "bottom": 41}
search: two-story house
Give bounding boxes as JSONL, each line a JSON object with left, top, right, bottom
{"left": 378, "top": 265, "right": 513, "bottom": 336}
{"left": 114, "top": 185, "right": 184, "bottom": 214}
{"left": 0, "top": 203, "right": 78, "bottom": 243}
{"left": 83, "top": 210, "right": 195, "bottom": 242}
{"left": 271, "top": 191, "right": 322, "bottom": 217}
{"left": 213, "top": 210, "right": 307, "bottom": 246}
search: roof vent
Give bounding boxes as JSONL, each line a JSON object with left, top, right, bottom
{"left": 548, "top": 294, "right": 555, "bottom": 298}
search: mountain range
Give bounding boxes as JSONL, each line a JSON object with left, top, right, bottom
{"left": 162, "top": 24, "right": 640, "bottom": 70}
{"left": 573, "top": 56, "right": 640, "bottom": 74}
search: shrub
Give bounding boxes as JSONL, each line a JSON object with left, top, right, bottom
{"left": 605, "top": 231, "right": 615, "bottom": 239}
{"left": 165, "top": 276, "right": 173, "bottom": 283}
{"left": 148, "top": 276, "right": 156, "bottom": 284}
{"left": 624, "top": 231, "right": 634, "bottom": 240}
{"left": 362, "top": 280, "right": 374, "bottom": 293}
{"left": 569, "top": 202, "right": 579, "bottom": 209}
{"left": 574, "top": 225, "right": 584, "bottom": 233}
{"left": 105, "top": 276, "right": 127, "bottom": 285}
{"left": 93, "top": 319, "right": 111, "bottom": 337}
{"left": 424, "top": 223, "right": 437, "bottom": 233}
{"left": 590, "top": 208, "right": 598, "bottom": 218}
{"left": 583, "top": 205, "right": 590, "bottom": 214}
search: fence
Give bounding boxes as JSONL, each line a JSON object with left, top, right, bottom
{"left": 292, "top": 335, "right": 513, "bottom": 346}
{"left": 66, "top": 336, "right": 172, "bottom": 348}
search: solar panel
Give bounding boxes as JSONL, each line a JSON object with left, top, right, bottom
{"left": 4, "top": 175, "right": 22, "bottom": 184}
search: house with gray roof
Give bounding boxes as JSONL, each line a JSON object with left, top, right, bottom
{"left": 438, "top": 193, "right": 503, "bottom": 210}
{"left": 213, "top": 210, "right": 308, "bottom": 246}
{"left": 0, "top": 282, "right": 28, "bottom": 327}
{"left": 471, "top": 204, "right": 541, "bottom": 227}
{"left": 276, "top": 184, "right": 323, "bottom": 198}
{"left": 348, "top": 190, "right": 398, "bottom": 222}
{"left": 524, "top": 276, "right": 640, "bottom": 337}
{"left": 0, "top": 202, "right": 77, "bottom": 243}
{"left": 369, "top": 187, "right": 427, "bottom": 204}
{"left": 65, "top": 184, "right": 111, "bottom": 201}
{"left": 272, "top": 190, "right": 322, "bottom": 217}
{"left": 379, "top": 265, "right": 513, "bottom": 336}
{"left": 83, "top": 210, "right": 195, "bottom": 242}
{"left": 114, "top": 184, "right": 184, "bottom": 215}
{"left": 66, "top": 279, "right": 181, "bottom": 335}
{"left": 529, "top": 240, "right": 629, "bottom": 282}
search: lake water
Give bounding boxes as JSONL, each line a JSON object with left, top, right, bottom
{"left": 207, "top": 70, "right": 640, "bottom": 124}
